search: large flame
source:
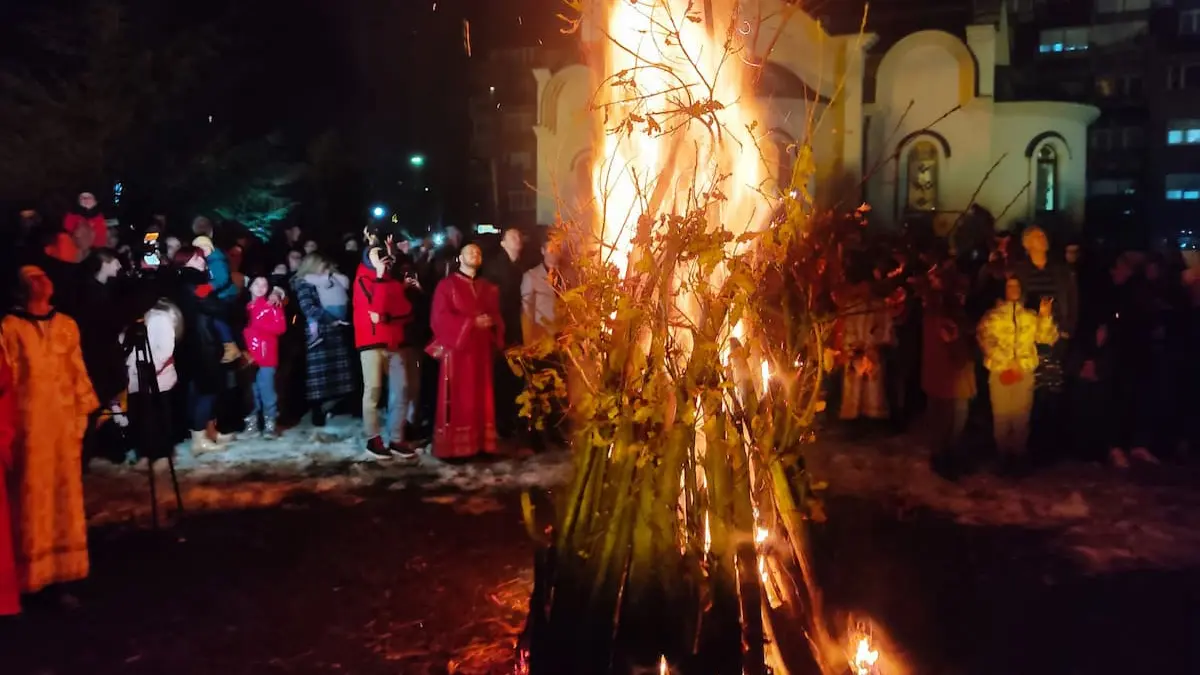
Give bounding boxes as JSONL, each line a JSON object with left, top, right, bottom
{"left": 593, "top": 0, "right": 770, "bottom": 279}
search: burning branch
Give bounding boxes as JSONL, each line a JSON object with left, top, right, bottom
{"left": 512, "top": 2, "right": 889, "bottom": 674}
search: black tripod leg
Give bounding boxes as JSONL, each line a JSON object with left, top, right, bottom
{"left": 167, "top": 454, "right": 184, "bottom": 517}
{"left": 147, "top": 458, "right": 160, "bottom": 529}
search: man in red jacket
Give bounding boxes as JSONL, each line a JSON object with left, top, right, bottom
{"left": 62, "top": 192, "right": 106, "bottom": 253}
{"left": 353, "top": 238, "right": 422, "bottom": 460}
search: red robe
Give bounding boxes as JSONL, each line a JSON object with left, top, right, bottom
{"left": 0, "top": 355, "right": 19, "bottom": 615}
{"left": 430, "top": 272, "right": 504, "bottom": 459}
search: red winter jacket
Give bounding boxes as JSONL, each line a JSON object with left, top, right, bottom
{"left": 353, "top": 264, "right": 414, "bottom": 351}
{"left": 244, "top": 297, "right": 287, "bottom": 367}
{"left": 63, "top": 212, "right": 107, "bottom": 247}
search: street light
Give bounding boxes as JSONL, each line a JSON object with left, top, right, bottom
{"left": 372, "top": 205, "right": 386, "bottom": 219}
{"left": 410, "top": 154, "right": 425, "bottom": 168}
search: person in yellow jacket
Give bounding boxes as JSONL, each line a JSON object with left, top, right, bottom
{"left": 977, "top": 276, "right": 1058, "bottom": 469}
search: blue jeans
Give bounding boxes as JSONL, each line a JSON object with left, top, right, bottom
{"left": 213, "top": 317, "right": 234, "bottom": 343}
{"left": 188, "top": 381, "right": 216, "bottom": 432}
{"left": 251, "top": 366, "right": 278, "bottom": 421}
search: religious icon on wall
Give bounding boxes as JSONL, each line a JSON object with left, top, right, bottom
{"left": 905, "top": 141, "right": 938, "bottom": 212}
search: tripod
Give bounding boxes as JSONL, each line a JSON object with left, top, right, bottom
{"left": 124, "top": 320, "right": 185, "bottom": 529}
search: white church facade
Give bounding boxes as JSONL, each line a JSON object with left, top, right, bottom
{"left": 531, "top": 1, "right": 1099, "bottom": 234}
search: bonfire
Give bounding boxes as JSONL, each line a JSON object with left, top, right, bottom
{"left": 509, "top": 1, "right": 877, "bottom": 673}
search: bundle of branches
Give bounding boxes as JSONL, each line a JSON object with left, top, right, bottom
{"left": 507, "top": 1, "right": 871, "bottom": 673}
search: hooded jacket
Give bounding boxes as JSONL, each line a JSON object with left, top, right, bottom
{"left": 352, "top": 263, "right": 414, "bottom": 351}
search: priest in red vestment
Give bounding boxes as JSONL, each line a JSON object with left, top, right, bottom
{"left": 430, "top": 244, "right": 504, "bottom": 459}
{"left": 0, "top": 348, "right": 20, "bottom": 615}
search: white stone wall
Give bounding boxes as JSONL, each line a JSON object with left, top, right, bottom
{"left": 865, "top": 28, "right": 1099, "bottom": 232}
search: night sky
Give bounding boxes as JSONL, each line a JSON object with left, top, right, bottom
{"left": 0, "top": 0, "right": 566, "bottom": 230}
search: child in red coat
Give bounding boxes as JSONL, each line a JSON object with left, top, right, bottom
{"left": 0, "top": 352, "right": 19, "bottom": 615}
{"left": 243, "top": 277, "right": 287, "bottom": 438}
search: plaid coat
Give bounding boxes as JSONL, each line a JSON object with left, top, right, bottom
{"left": 292, "top": 278, "right": 356, "bottom": 402}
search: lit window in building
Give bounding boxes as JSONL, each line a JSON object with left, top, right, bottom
{"left": 904, "top": 141, "right": 938, "bottom": 212}
{"left": 1166, "top": 174, "right": 1200, "bottom": 200}
{"left": 1038, "top": 27, "right": 1090, "bottom": 53}
{"left": 1166, "top": 120, "right": 1200, "bottom": 144}
{"left": 1035, "top": 145, "right": 1058, "bottom": 212}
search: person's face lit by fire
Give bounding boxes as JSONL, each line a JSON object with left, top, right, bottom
{"left": 78, "top": 192, "right": 97, "bottom": 211}
{"left": 542, "top": 242, "right": 560, "bottom": 268}
{"left": 459, "top": 244, "right": 483, "bottom": 273}
{"left": 72, "top": 222, "right": 96, "bottom": 251}
{"left": 303, "top": 240, "right": 318, "bottom": 255}
{"left": 165, "top": 236, "right": 182, "bottom": 259}
{"left": 287, "top": 250, "right": 303, "bottom": 272}
{"left": 501, "top": 228, "right": 522, "bottom": 261}
{"left": 1065, "top": 244, "right": 1080, "bottom": 265}
{"left": 106, "top": 227, "right": 121, "bottom": 249}
{"left": 1022, "top": 227, "right": 1049, "bottom": 257}
{"left": 19, "top": 266, "right": 54, "bottom": 307}
{"left": 1004, "top": 277, "right": 1023, "bottom": 303}
{"left": 249, "top": 276, "right": 270, "bottom": 299}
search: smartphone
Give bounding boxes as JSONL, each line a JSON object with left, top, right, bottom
{"left": 142, "top": 232, "right": 161, "bottom": 267}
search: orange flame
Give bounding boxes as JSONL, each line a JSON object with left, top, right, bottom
{"left": 593, "top": 0, "right": 770, "bottom": 279}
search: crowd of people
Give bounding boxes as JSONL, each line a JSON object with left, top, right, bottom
{"left": 1, "top": 190, "right": 1197, "bottom": 617}
{"left": 0, "top": 192, "right": 566, "bottom": 615}
{"left": 830, "top": 223, "right": 1200, "bottom": 478}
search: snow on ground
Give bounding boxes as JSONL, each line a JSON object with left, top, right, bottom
{"left": 85, "top": 416, "right": 1200, "bottom": 574}
{"left": 805, "top": 433, "right": 1200, "bottom": 574}
{"left": 84, "top": 415, "right": 573, "bottom": 526}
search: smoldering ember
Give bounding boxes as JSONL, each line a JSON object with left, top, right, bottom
{"left": 1, "top": 0, "right": 1199, "bottom": 674}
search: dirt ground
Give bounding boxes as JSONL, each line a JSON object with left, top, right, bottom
{"left": 2, "top": 486, "right": 1197, "bottom": 675}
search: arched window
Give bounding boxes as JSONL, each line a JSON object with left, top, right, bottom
{"left": 1035, "top": 145, "right": 1058, "bottom": 212}
{"left": 905, "top": 141, "right": 939, "bottom": 211}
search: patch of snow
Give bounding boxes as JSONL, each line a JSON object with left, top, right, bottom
{"left": 805, "top": 435, "right": 1200, "bottom": 574}
{"left": 85, "top": 416, "right": 572, "bottom": 526}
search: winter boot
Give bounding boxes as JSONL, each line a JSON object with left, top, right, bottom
{"left": 220, "top": 342, "right": 241, "bottom": 364}
{"left": 263, "top": 418, "right": 279, "bottom": 439}
{"left": 243, "top": 414, "right": 261, "bottom": 437}
{"left": 191, "top": 430, "right": 225, "bottom": 455}
{"left": 206, "top": 421, "right": 236, "bottom": 444}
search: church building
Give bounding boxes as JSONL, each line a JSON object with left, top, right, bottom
{"left": 531, "top": 0, "right": 1099, "bottom": 235}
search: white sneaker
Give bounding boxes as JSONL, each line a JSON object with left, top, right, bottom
{"left": 191, "top": 430, "right": 225, "bottom": 455}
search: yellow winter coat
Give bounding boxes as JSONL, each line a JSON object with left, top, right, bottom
{"left": 1, "top": 310, "right": 98, "bottom": 593}
{"left": 977, "top": 301, "right": 1058, "bottom": 373}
